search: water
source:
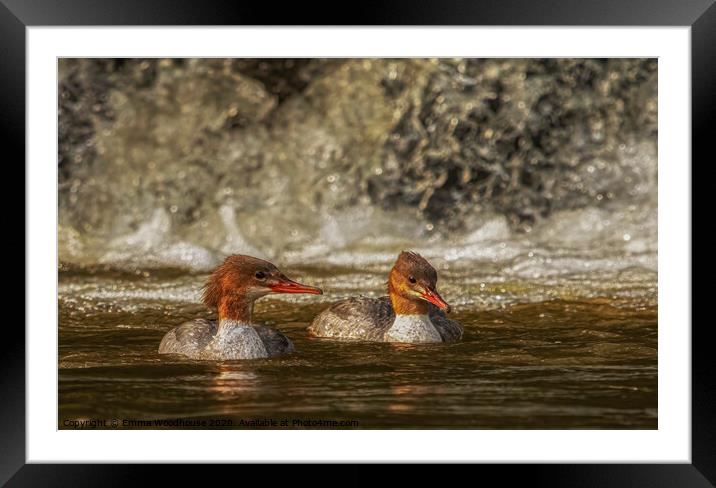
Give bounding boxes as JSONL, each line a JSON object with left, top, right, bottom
{"left": 57, "top": 58, "right": 658, "bottom": 429}
{"left": 58, "top": 59, "right": 657, "bottom": 267}
{"left": 58, "top": 213, "right": 657, "bottom": 429}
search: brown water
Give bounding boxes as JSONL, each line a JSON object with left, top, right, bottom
{"left": 57, "top": 58, "right": 659, "bottom": 430}
{"left": 58, "top": 264, "right": 657, "bottom": 430}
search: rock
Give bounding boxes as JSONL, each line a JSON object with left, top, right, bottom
{"left": 58, "top": 58, "right": 657, "bottom": 267}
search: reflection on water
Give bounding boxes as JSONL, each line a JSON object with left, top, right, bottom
{"left": 59, "top": 259, "right": 657, "bottom": 429}
{"left": 57, "top": 58, "right": 658, "bottom": 429}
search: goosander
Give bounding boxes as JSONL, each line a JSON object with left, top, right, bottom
{"left": 308, "top": 251, "right": 462, "bottom": 343}
{"left": 159, "top": 254, "right": 322, "bottom": 360}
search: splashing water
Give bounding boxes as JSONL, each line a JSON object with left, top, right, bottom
{"left": 58, "top": 58, "right": 657, "bottom": 429}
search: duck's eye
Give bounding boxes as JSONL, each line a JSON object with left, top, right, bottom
{"left": 408, "top": 276, "right": 417, "bottom": 284}
{"left": 255, "top": 271, "right": 266, "bottom": 280}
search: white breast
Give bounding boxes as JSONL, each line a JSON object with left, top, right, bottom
{"left": 202, "top": 320, "right": 269, "bottom": 360}
{"left": 385, "top": 315, "right": 442, "bottom": 343}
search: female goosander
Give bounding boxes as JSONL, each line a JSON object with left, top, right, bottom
{"left": 159, "top": 254, "right": 322, "bottom": 360}
{"left": 308, "top": 251, "right": 462, "bottom": 343}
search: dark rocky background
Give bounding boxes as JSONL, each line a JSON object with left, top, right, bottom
{"left": 58, "top": 58, "right": 657, "bottom": 266}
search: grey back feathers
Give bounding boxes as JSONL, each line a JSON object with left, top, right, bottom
{"left": 158, "top": 318, "right": 294, "bottom": 359}
{"left": 308, "top": 296, "right": 462, "bottom": 343}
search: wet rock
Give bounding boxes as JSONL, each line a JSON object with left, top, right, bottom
{"left": 58, "top": 58, "right": 657, "bottom": 266}
{"left": 369, "top": 59, "right": 657, "bottom": 229}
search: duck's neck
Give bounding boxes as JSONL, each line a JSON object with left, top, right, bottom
{"left": 388, "top": 283, "right": 429, "bottom": 316}
{"left": 218, "top": 296, "right": 254, "bottom": 331}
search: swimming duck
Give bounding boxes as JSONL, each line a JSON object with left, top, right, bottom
{"left": 308, "top": 251, "right": 462, "bottom": 343}
{"left": 159, "top": 254, "right": 322, "bottom": 360}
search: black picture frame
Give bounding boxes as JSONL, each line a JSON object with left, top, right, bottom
{"left": 4, "top": 0, "right": 713, "bottom": 485}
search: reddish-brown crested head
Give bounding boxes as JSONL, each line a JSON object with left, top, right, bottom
{"left": 202, "top": 254, "right": 322, "bottom": 321}
{"left": 388, "top": 251, "right": 450, "bottom": 315}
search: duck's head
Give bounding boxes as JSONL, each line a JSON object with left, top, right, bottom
{"left": 388, "top": 251, "right": 450, "bottom": 314}
{"left": 203, "top": 254, "right": 322, "bottom": 320}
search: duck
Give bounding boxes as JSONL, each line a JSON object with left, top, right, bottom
{"left": 159, "top": 254, "right": 322, "bottom": 360}
{"left": 308, "top": 251, "right": 462, "bottom": 343}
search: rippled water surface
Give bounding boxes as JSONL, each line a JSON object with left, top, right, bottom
{"left": 59, "top": 251, "right": 657, "bottom": 429}
{"left": 57, "top": 59, "right": 658, "bottom": 429}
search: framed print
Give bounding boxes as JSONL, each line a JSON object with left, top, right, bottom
{"left": 6, "top": 0, "right": 714, "bottom": 484}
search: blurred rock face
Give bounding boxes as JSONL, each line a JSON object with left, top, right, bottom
{"left": 58, "top": 58, "right": 656, "bottom": 267}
